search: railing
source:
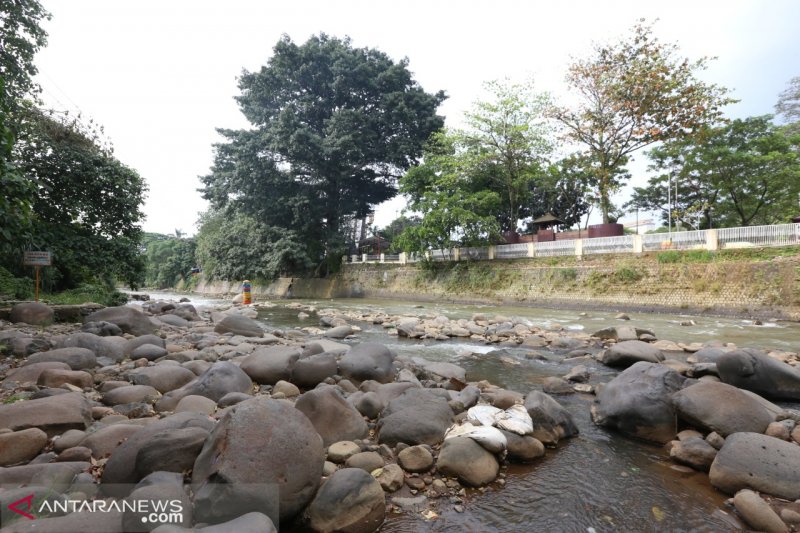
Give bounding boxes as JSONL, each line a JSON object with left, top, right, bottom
{"left": 342, "top": 223, "right": 800, "bottom": 264}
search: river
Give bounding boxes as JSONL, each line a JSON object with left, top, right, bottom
{"left": 142, "top": 292, "right": 800, "bottom": 532}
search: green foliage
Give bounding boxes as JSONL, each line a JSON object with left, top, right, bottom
{"left": 141, "top": 233, "right": 197, "bottom": 289}
{"left": 195, "top": 210, "right": 314, "bottom": 281}
{"left": 552, "top": 20, "right": 734, "bottom": 223}
{"left": 613, "top": 266, "right": 644, "bottom": 283}
{"left": 0, "top": 0, "right": 50, "bottom": 110}
{"left": 199, "top": 34, "right": 445, "bottom": 276}
{"left": 656, "top": 250, "right": 681, "bottom": 264}
{"left": 527, "top": 154, "right": 596, "bottom": 231}
{"left": 45, "top": 283, "right": 128, "bottom": 307}
{"left": 631, "top": 116, "right": 800, "bottom": 228}
{"left": 0, "top": 266, "right": 33, "bottom": 299}
{"left": 776, "top": 76, "right": 800, "bottom": 136}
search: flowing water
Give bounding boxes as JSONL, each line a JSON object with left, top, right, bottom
{"left": 144, "top": 292, "right": 800, "bottom": 532}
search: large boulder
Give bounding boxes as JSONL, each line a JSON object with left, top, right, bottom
{"left": 128, "top": 365, "right": 197, "bottom": 393}
{"left": 524, "top": 391, "right": 579, "bottom": 445}
{"left": 10, "top": 302, "right": 54, "bottom": 326}
{"left": 102, "top": 385, "right": 161, "bottom": 406}
{"left": 599, "top": 340, "right": 665, "bottom": 368}
{"left": 291, "top": 353, "right": 338, "bottom": 389}
{"left": 377, "top": 388, "right": 454, "bottom": 447}
{"left": 709, "top": 432, "right": 800, "bottom": 500}
{"left": 672, "top": 381, "right": 774, "bottom": 436}
{"left": 436, "top": 436, "right": 499, "bottom": 487}
{"left": 59, "top": 332, "right": 125, "bottom": 363}
{"left": 592, "top": 325, "right": 653, "bottom": 342}
{"left": 192, "top": 398, "right": 324, "bottom": 526}
{"left": 26, "top": 347, "right": 97, "bottom": 370}
{"left": 591, "top": 362, "right": 683, "bottom": 444}
{"left": 0, "top": 428, "right": 48, "bottom": 466}
{"left": 294, "top": 386, "right": 368, "bottom": 446}
{"left": 157, "top": 361, "right": 252, "bottom": 411}
{"left": 306, "top": 468, "right": 385, "bottom": 533}
{"left": 80, "top": 424, "right": 143, "bottom": 458}
{"left": 135, "top": 426, "right": 210, "bottom": 478}
{"left": 214, "top": 314, "right": 264, "bottom": 337}
{"left": 338, "top": 343, "right": 395, "bottom": 384}
{"left": 2, "top": 362, "right": 70, "bottom": 386}
{"left": 85, "top": 306, "right": 156, "bottom": 336}
{"left": 239, "top": 346, "right": 301, "bottom": 385}
{"left": 0, "top": 392, "right": 92, "bottom": 437}
{"left": 717, "top": 348, "right": 800, "bottom": 401}
{"left": 101, "top": 412, "right": 214, "bottom": 493}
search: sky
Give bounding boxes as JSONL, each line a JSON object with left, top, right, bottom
{"left": 33, "top": 0, "right": 800, "bottom": 235}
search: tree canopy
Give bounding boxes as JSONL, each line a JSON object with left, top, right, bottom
{"left": 776, "top": 76, "right": 800, "bottom": 136}
{"left": 199, "top": 34, "right": 445, "bottom": 277}
{"left": 552, "top": 20, "right": 734, "bottom": 223}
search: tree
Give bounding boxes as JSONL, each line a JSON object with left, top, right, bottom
{"left": 141, "top": 233, "right": 197, "bottom": 289}
{"left": 776, "top": 76, "right": 800, "bottom": 135}
{"left": 458, "top": 79, "right": 553, "bottom": 233}
{"left": 199, "top": 34, "right": 445, "bottom": 275}
{"left": 628, "top": 116, "right": 800, "bottom": 228}
{"left": 527, "top": 154, "right": 596, "bottom": 230}
{"left": 395, "top": 133, "right": 501, "bottom": 255}
{"left": 10, "top": 109, "right": 147, "bottom": 289}
{"left": 551, "top": 20, "right": 734, "bottom": 223}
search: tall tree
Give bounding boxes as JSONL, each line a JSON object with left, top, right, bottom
{"left": 200, "top": 34, "right": 445, "bottom": 275}
{"left": 527, "top": 154, "right": 596, "bottom": 230}
{"left": 629, "top": 116, "right": 800, "bottom": 228}
{"left": 458, "top": 79, "right": 553, "bottom": 233}
{"left": 776, "top": 76, "right": 800, "bottom": 135}
{"left": 551, "top": 20, "right": 734, "bottom": 223}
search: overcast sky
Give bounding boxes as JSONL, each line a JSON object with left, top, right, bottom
{"left": 33, "top": 0, "right": 800, "bottom": 235}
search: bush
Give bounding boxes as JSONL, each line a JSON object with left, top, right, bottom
{"left": 0, "top": 267, "right": 33, "bottom": 299}
{"left": 45, "top": 283, "right": 128, "bottom": 307}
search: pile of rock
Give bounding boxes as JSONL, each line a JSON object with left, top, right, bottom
{"left": 0, "top": 300, "right": 578, "bottom": 532}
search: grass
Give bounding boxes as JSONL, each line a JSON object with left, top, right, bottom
{"left": 44, "top": 283, "right": 128, "bottom": 307}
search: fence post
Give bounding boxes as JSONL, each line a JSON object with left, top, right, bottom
{"left": 380, "top": 253, "right": 385, "bottom": 263}
{"left": 488, "top": 246, "right": 496, "bottom": 260}
{"left": 399, "top": 252, "right": 407, "bottom": 264}
{"left": 362, "top": 254, "right": 367, "bottom": 263}
{"left": 706, "top": 229, "right": 719, "bottom": 251}
{"left": 527, "top": 242, "right": 535, "bottom": 258}
{"left": 575, "top": 239, "right": 583, "bottom": 258}
{"left": 453, "top": 248, "right": 461, "bottom": 261}
{"left": 633, "top": 234, "right": 643, "bottom": 254}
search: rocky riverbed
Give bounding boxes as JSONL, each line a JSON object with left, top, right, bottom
{"left": 1, "top": 297, "right": 800, "bottom": 532}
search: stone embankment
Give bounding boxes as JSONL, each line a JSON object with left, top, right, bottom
{"left": 0, "top": 299, "right": 579, "bottom": 532}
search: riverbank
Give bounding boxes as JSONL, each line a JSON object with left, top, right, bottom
{"left": 189, "top": 247, "right": 800, "bottom": 321}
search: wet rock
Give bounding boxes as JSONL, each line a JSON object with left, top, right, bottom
{"left": 709, "top": 432, "right": 800, "bottom": 499}
{"left": 239, "top": 346, "right": 301, "bottom": 385}
{"left": 10, "top": 302, "right": 54, "bottom": 326}
{"left": 85, "top": 306, "right": 156, "bottom": 336}
{"left": 669, "top": 436, "right": 718, "bottom": 471}
{"left": 717, "top": 348, "right": 800, "bottom": 401}
{"left": 436, "top": 436, "right": 499, "bottom": 487}
{"left": 192, "top": 398, "right": 324, "bottom": 526}
{"left": 306, "top": 468, "right": 385, "bottom": 533}
{"left": 214, "top": 314, "right": 264, "bottom": 337}
{"left": 0, "top": 392, "right": 92, "bottom": 437}
{"left": 500, "top": 430, "right": 545, "bottom": 462}
{"left": 0, "top": 428, "right": 48, "bottom": 466}
{"left": 397, "top": 445, "right": 434, "bottom": 473}
{"left": 524, "top": 391, "right": 579, "bottom": 445}
{"left": 599, "top": 340, "right": 665, "bottom": 368}
{"left": 344, "top": 451, "right": 384, "bottom": 473}
{"left": 135, "top": 426, "right": 209, "bottom": 478}
{"left": 563, "top": 365, "right": 590, "bottom": 383}
{"left": 672, "top": 381, "right": 774, "bottom": 437}
{"left": 542, "top": 376, "right": 574, "bottom": 395}
{"left": 128, "top": 365, "right": 197, "bottom": 393}
{"left": 591, "top": 362, "right": 682, "bottom": 444}
{"left": 339, "top": 342, "right": 395, "bottom": 384}
{"left": 323, "top": 325, "right": 354, "bottom": 339}
{"left": 377, "top": 388, "right": 453, "bottom": 447}
{"left": 27, "top": 347, "right": 97, "bottom": 370}
{"left": 291, "top": 353, "right": 338, "bottom": 389}
{"left": 295, "top": 385, "right": 368, "bottom": 446}
{"left": 592, "top": 325, "right": 652, "bottom": 342}
{"left": 733, "top": 489, "right": 788, "bottom": 533}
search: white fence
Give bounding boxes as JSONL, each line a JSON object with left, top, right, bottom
{"left": 345, "top": 223, "right": 800, "bottom": 264}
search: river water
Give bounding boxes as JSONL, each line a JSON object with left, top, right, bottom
{"left": 145, "top": 292, "right": 800, "bottom": 532}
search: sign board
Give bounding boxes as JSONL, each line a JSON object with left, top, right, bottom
{"left": 23, "top": 251, "right": 52, "bottom": 266}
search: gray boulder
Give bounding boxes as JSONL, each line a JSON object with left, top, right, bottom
{"left": 323, "top": 325, "right": 354, "bottom": 339}
{"left": 128, "top": 365, "right": 197, "bottom": 393}
{"left": 135, "top": 426, "right": 210, "bottom": 478}
{"left": 26, "top": 347, "right": 97, "bottom": 370}
{"left": 10, "top": 302, "right": 54, "bottom": 326}
{"left": 306, "top": 468, "right": 385, "bottom": 533}
{"left": 0, "top": 392, "right": 92, "bottom": 437}
{"left": 59, "top": 332, "right": 125, "bottom": 362}
{"left": 291, "top": 353, "right": 338, "bottom": 389}
{"left": 131, "top": 344, "right": 169, "bottom": 362}
{"left": 102, "top": 385, "right": 160, "bottom": 406}
{"left": 500, "top": 430, "right": 545, "bottom": 462}
{"left": 239, "top": 346, "right": 301, "bottom": 385}
{"left": 599, "top": 340, "right": 664, "bottom": 368}
{"left": 2, "top": 362, "right": 70, "bottom": 386}
{"left": 85, "top": 306, "right": 156, "bottom": 336}
{"left": 377, "top": 388, "right": 453, "bottom": 446}
{"left": 214, "top": 314, "right": 264, "bottom": 337}
{"left": 156, "top": 361, "right": 252, "bottom": 411}
{"left": 157, "top": 314, "right": 190, "bottom": 328}
{"left": 80, "top": 424, "right": 143, "bottom": 458}
{"left": 669, "top": 436, "right": 718, "bottom": 472}
{"left": 81, "top": 320, "right": 123, "bottom": 336}
{"left": 295, "top": 385, "right": 368, "bottom": 446}
{"left": 690, "top": 347, "right": 728, "bottom": 364}
{"left": 339, "top": 343, "right": 395, "bottom": 384}
{"left": 192, "top": 398, "right": 324, "bottom": 526}
{"left": 709, "top": 432, "right": 800, "bottom": 499}
{"left": 672, "top": 381, "right": 774, "bottom": 436}
{"left": 0, "top": 428, "right": 48, "bottom": 466}
{"left": 717, "top": 348, "right": 800, "bottom": 400}
{"left": 122, "top": 473, "right": 192, "bottom": 533}
{"left": 524, "top": 391, "right": 579, "bottom": 445}
{"left": 436, "top": 436, "right": 499, "bottom": 487}
{"left": 125, "top": 334, "right": 166, "bottom": 356}
{"left": 591, "top": 362, "right": 682, "bottom": 444}
{"left": 592, "top": 325, "right": 653, "bottom": 342}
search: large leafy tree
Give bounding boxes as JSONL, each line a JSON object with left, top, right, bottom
{"left": 527, "top": 154, "right": 596, "bottom": 231}
{"left": 776, "top": 76, "right": 800, "bottom": 136}
{"left": 552, "top": 20, "right": 734, "bottom": 223}
{"left": 628, "top": 116, "right": 800, "bottom": 228}
{"left": 458, "top": 79, "right": 553, "bottom": 233}
{"left": 141, "top": 233, "right": 197, "bottom": 289}
{"left": 200, "top": 34, "right": 445, "bottom": 275}
{"left": 11, "top": 109, "right": 147, "bottom": 289}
